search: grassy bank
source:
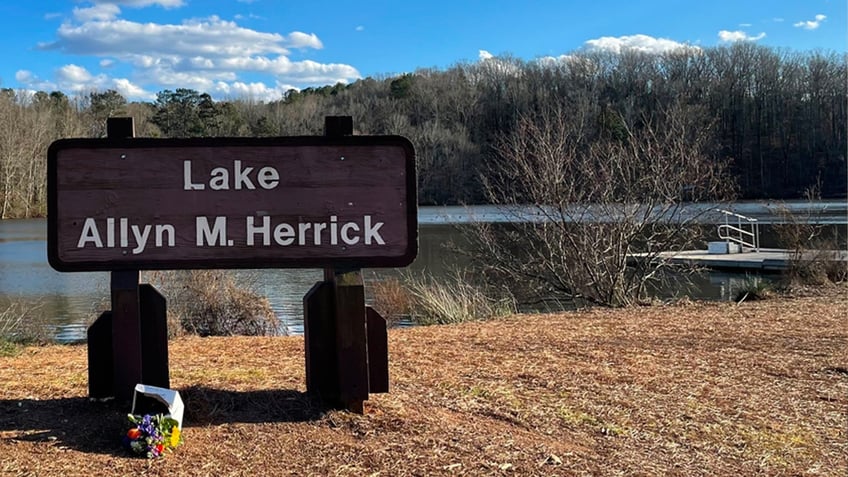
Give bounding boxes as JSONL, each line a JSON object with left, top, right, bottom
{"left": 0, "top": 289, "right": 845, "bottom": 476}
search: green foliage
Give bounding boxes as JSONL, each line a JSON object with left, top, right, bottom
{"left": 152, "top": 88, "right": 208, "bottom": 137}
{"left": 284, "top": 82, "right": 349, "bottom": 103}
{"left": 389, "top": 74, "right": 415, "bottom": 99}
{"left": 89, "top": 90, "right": 127, "bottom": 119}
{"left": 0, "top": 339, "right": 19, "bottom": 357}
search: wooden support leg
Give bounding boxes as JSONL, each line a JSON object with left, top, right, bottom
{"left": 111, "top": 270, "right": 142, "bottom": 402}
{"left": 304, "top": 281, "right": 339, "bottom": 402}
{"left": 304, "top": 267, "right": 375, "bottom": 413}
{"left": 366, "top": 307, "right": 389, "bottom": 394}
{"left": 333, "top": 268, "right": 370, "bottom": 413}
{"left": 140, "top": 284, "right": 169, "bottom": 389}
{"left": 87, "top": 311, "right": 113, "bottom": 399}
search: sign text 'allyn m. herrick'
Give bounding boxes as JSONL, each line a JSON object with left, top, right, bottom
{"left": 48, "top": 136, "right": 417, "bottom": 272}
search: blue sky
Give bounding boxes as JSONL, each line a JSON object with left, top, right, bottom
{"left": 1, "top": 0, "right": 844, "bottom": 102}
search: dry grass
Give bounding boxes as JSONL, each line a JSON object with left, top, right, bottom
{"left": 404, "top": 274, "right": 516, "bottom": 325}
{"left": 368, "top": 277, "right": 413, "bottom": 325}
{"left": 0, "top": 288, "right": 846, "bottom": 476}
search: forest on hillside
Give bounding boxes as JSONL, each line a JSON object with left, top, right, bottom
{"left": 0, "top": 43, "right": 845, "bottom": 219}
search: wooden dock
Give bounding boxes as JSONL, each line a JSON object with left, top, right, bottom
{"left": 628, "top": 248, "right": 848, "bottom": 272}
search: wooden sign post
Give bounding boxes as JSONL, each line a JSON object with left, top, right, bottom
{"left": 86, "top": 118, "right": 170, "bottom": 402}
{"left": 303, "top": 117, "right": 391, "bottom": 412}
{"left": 48, "top": 116, "right": 416, "bottom": 411}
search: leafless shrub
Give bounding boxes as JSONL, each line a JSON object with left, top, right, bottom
{"left": 473, "top": 102, "right": 734, "bottom": 307}
{"left": 0, "top": 299, "right": 49, "bottom": 348}
{"left": 772, "top": 183, "right": 847, "bottom": 287}
{"left": 144, "top": 270, "right": 280, "bottom": 337}
{"left": 368, "top": 277, "right": 413, "bottom": 325}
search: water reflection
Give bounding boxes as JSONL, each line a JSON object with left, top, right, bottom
{"left": 1, "top": 204, "right": 843, "bottom": 342}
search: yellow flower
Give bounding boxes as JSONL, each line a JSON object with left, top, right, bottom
{"left": 170, "top": 426, "right": 181, "bottom": 448}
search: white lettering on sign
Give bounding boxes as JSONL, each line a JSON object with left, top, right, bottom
{"left": 183, "top": 160, "right": 280, "bottom": 191}
{"left": 196, "top": 216, "right": 228, "bottom": 246}
{"left": 75, "top": 215, "right": 387, "bottom": 254}
{"left": 246, "top": 215, "right": 385, "bottom": 247}
{"left": 76, "top": 218, "right": 176, "bottom": 254}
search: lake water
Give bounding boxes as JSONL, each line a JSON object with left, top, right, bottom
{"left": 1, "top": 202, "right": 845, "bottom": 342}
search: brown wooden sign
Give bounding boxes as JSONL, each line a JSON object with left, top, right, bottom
{"left": 48, "top": 136, "right": 417, "bottom": 271}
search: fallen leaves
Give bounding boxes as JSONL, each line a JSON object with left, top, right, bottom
{"left": 0, "top": 288, "right": 845, "bottom": 475}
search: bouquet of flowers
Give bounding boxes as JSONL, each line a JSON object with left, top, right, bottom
{"left": 124, "top": 413, "right": 182, "bottom": 458}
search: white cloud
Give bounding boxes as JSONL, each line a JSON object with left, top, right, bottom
{"left": 16, "top": 65, "right": 154, "bottom": 100}
{"left": 57, "top": 64, "right": 94, "bottom": 83}
{"left": 92, "top": 0, "right": 185, "bottom": 8}
{"left": 25, "top": 4, "right": 360, "bottom": 101}
{"left": 112, "top": 78, "right": 154, "bottom": 99}
{"left": 15, "top": 71, "right": 57, "bottom": 94}
{"left": 15, "top": 70, "right": 38, "bottom": 83}
{"left": 739, "top": 23, "right": 752, "bottom": 28}
{"left": 794, "top": 14, "right": 826, "bottom": 30}
{"left": 718, "top": 30, "right": 766, "bottom": 42}
{"left": 583, "top": 34, "right": 696, "bottom": 54}
{"left": 287, "top": 31, "right": 322, "bottom": 49}
{"left": 41, "top": 16, "right": 291, "bottom": 58}
{"left": 73, "top": 4, "right": 121, "bottom": 22}
{"left": 478, "top": 50, "right": 494, "bottom": 60}
{"left": 212, "top": 81, "right": 296, "bottom": 102}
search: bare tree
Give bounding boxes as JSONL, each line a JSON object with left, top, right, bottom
{"left": 473, "top": 102, "right": 734, "bottom": 307}
{"left": 0, "top": 91, "right": 54, "bottom": 218}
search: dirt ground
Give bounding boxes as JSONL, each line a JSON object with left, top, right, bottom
{"left": 1, "top": 288, "right": 846, "bottom": 476}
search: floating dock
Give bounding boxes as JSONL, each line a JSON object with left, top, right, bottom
{"left": 628, "top": 248, "right": 848, "bottom": 273}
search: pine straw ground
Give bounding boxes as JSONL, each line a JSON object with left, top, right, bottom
{"left": 1, "top": 289, "right": 846, "bottom": 476}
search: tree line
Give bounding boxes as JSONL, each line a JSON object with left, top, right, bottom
{"left": 0, "top": 43, "right": 844, "bottom": 219}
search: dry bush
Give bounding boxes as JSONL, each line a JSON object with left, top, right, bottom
{"left": 772, "top": 184, "right": 847, "bottom": 287}
{"left": 0, "top": 301, "right": 24, "bottom": 340}
{"left": 733, "top": 275, "right": 776, "bottom": 303}
{"left": 0, "top": 302, "right": 23, "bottom": 356}
{"left": 0, "top": 299, "right": 50, "bottom": 353}
{"left": 784, "top": 248, "right": 848, "bottom": 286}
{"left": 368, "top": 277, "right": 413, "bottom": 325}
{"left": 144, "top": 270, "right": 280, "bottom": 337}
{"left": 403, "top": 273, "right": 515, "bottom": 325}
